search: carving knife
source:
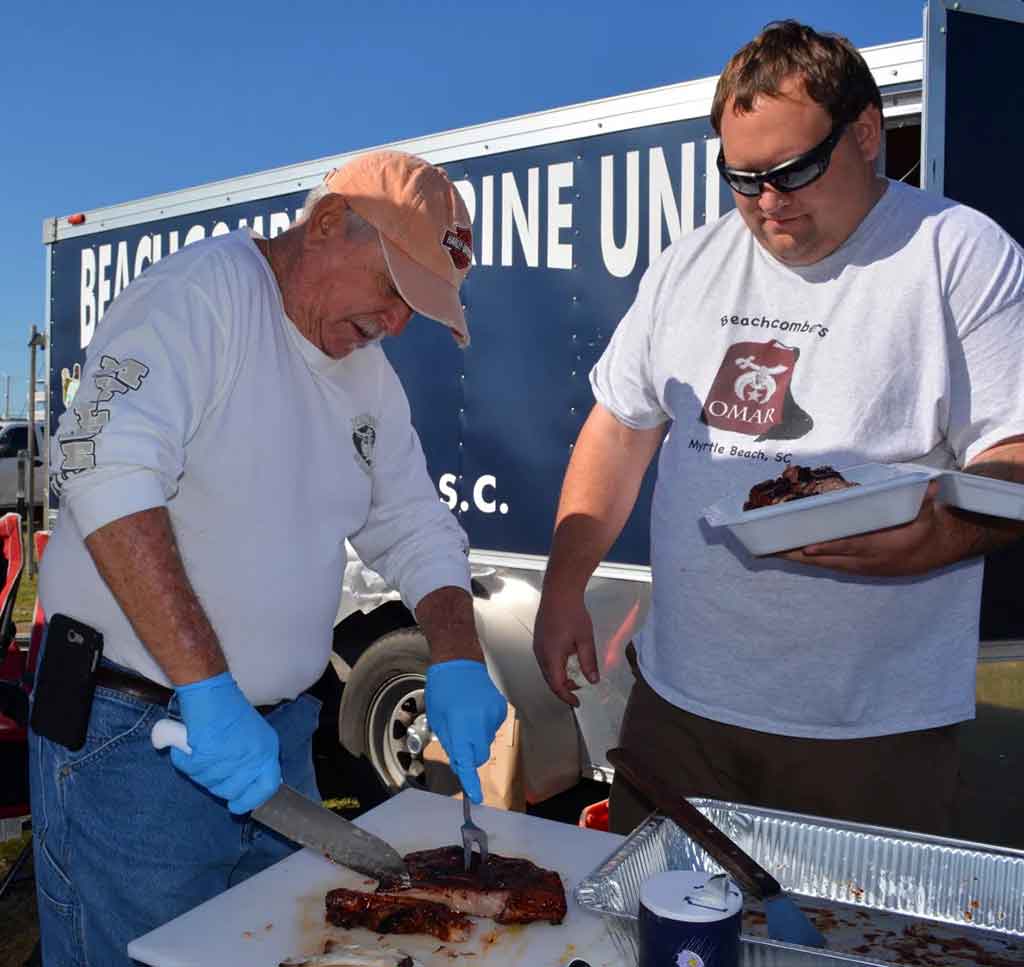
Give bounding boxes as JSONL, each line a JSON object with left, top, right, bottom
{"left": 151, "top": 718, "right": 408, "bottom": 881}
{"left": 607, "top": 747, "right": 825, "bottom": 949}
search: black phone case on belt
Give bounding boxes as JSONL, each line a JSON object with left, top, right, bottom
{"left": 30, "top": 613, "right": 104, "bottom": 751}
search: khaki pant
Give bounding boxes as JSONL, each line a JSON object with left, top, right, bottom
{"left": 609, "top": 645, "right": 960, "bottom": 837}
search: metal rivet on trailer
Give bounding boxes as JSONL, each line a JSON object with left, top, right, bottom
{"left": 570, "top": 407, "right": 577, "bottom": 414}
{"left": 597, "top": 122, "right": 603, "bottom": 128}
{"left": 576, "top": 154, "right": 582, "bottom": 161}
{"left": 571, "top": 371, "right": 577, "bottom": 377}
{"left": 572, "top": 296, "right": 578, "bottom": 302}
{"left": 571, "top": 333, "right": 577, "bottom": 341}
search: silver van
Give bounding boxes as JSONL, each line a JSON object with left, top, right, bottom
{"left": 0, "top": 421, "right": 46, "bottom": 514}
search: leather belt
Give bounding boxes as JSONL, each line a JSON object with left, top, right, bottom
{"left": 94, "top": 665, "right": 282, "bottom": 715}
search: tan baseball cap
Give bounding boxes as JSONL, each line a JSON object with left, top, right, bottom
{"left": 323, "top": 150, "right": 473, "bottom": 348}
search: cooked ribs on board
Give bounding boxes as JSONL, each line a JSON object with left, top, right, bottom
{"left": 744, "top": 464, "right": 857, "bottom": 511}
{"left": 326, "top": 846, "right": 567, "bottom": 941}
{"left": 325, "top": 888, "right": 473, "bottom": 943}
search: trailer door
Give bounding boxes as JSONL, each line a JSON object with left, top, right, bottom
{"left": 922, "top": 0, "right": 1024, "bottom": 240}
{"left": 923, "top": 0, "right": 1024, "bottom": 642}
{"left": 922, "top": 0, "right": 1024, "bottom": 849}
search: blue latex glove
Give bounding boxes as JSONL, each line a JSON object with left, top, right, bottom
{"left": 425, "top": 659, "right": 507, "bottom": 804}
{"left": 171, "top": 672, "right": 282, "bottom": 814}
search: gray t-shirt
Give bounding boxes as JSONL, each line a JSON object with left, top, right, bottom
{"left": 591, "top": 180, "right": 1024, "bottom": 738}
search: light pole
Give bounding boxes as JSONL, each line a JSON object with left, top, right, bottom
{"left": 27, "top": 327, "right": 46, "bottom": 577}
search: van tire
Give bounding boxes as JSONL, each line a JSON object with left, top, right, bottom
{"left": 338, "top": 628, "right": 459, "bottom": 797}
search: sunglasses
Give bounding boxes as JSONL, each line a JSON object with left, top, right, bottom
{"left": 717, "top": 121, "right": 848, "bottom": 197}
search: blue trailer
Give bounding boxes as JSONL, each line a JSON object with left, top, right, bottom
{"left": 41, "top": 1, "right": 1024, "bottom": 831}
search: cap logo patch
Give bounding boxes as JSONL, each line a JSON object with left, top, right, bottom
{"left": 442, "top": 225, "right": 473, "bottom": 270}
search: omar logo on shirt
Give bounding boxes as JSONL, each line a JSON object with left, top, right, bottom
{"left": 700, "top": 340, "right": 813, "bottom": 441}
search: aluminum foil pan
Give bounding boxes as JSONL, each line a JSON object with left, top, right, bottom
{"left": 574, "top": 800, "right": 1024, "bottom": 966}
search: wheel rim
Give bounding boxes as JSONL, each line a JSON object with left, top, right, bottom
{"left": 366, "top": 673, "right": 434, "bottom": 790}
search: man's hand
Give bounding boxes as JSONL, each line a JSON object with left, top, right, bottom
{"left": 532, "top": 405, "right": 665, "bottom": 705}
{"left": 533, "top": 589, "right": 598, "bottom": 706}
{"left": 777, "top": 441, "right": 1024, "bottom": 576}
{"left": 425, "top": 659, "right": 507, "bottom": 804}
{"left": 171, "top": 672, "right": 282, "bottom": 814}
{"left": 776, "top": 481, "right": 984, "bottom": 576}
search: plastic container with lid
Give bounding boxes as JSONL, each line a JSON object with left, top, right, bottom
{"left": 639, "top": 870, "right": 743, "bottom": 967}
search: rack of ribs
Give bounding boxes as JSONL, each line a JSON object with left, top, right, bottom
{"left": 325, "top": 846, "right": 567, "bottom": 941}
{"left": 377, "top": 846, "right": 568, "bottom": 925}
{"left": 325, "top": 888, "right": 473, "bottom": 943}
{"left": 744, "top": 464, "right": 857, "bottom": 511}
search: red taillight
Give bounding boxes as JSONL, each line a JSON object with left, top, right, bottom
{"left": 67, "top": 213, "right": 86, "bottom": 225}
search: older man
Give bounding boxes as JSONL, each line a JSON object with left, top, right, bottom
{"left": 534, "top": 21, "right": 1024, "bottom": 836}
{"left": 32, "top": 150, "right": 506, "bottom": 965}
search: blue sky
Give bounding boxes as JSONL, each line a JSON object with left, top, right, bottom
{"left": 0, "top": 0, "right": 925, "bottom": 414}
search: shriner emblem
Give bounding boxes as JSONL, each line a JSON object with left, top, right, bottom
{"left": 351, "top": 414, "right": 377, "bottom": 474}
{"left": 442, "top": 225, "right": 473, "bottom": 270}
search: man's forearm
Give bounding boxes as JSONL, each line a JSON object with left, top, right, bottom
{"left": 950, "top": 438, "right": 1024, "bottom": 561}
{"left": 544, "top": 404, "right": 666, "bottom": 595}
{"left": 85, "top": 506, "right": 227, "bottom": 684}
{"left": 946, "top": 507, "right": 1024, "bottom": 560}
{"left": 415, "top": 586, "right": 484, "bottom": 664}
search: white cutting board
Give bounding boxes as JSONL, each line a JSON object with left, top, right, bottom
{"left": 128, "top": 788, "right": 626, "bottom": 967}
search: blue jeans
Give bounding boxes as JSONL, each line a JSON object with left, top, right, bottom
{"left": 28, "top": 670, "right": 322, "bottom": 967}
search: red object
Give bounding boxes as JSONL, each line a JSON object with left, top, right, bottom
{"left": 579, "top": 798, "right": 610, "bottom": 831}
{"left": 67, "top": 213, "right": 86, "bottom": 226}
{"left": 0, "top": 515, "right": 24, "bottom": 680}
{"left": 0, "top": 515, "right": 30, "bottom": 900}
{"left": 0, "top": 527, "right": 49, "bottom": 901}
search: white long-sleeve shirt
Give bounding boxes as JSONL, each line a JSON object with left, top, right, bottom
{"left": 40, "top": 230, "right": 470, "bottom": 704}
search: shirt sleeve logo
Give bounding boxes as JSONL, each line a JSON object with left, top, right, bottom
{"left": 52, "top": 353, "right": 150, "bottom": 495}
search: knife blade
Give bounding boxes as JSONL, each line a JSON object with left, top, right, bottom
{"left": 151, "top": 718, "right": 408, "bottom": 881}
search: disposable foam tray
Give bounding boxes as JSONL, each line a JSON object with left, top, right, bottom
{"left": 908, "top": 464, "right": 1024, "bottom": 521}
{"left": 703, "top": 464, "right": 932, "bottom": 556}
{"left": 574, "top": 801, "right": 1024, "bottom": 966}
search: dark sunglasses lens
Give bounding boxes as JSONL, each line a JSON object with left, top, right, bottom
{"left": 724, "top": 172, "right": 763, "bottom": 196}
{"left": 770, "top": 160, "right": 826, "bottom": 193}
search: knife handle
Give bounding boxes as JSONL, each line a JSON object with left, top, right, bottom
{"left": 607, "top": 747, "right": 780, "bottom": 900}
{"left": 151, "top": 718, "right": 193, "bottom": 754}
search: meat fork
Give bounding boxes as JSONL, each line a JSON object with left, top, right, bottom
{"left": 461, "top": 793, "right": 489, "bottom": 872}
